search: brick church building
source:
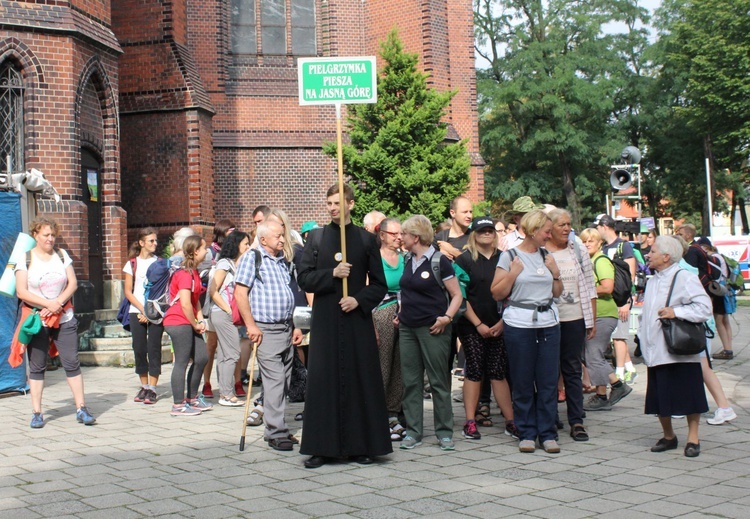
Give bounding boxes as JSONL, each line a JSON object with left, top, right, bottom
{"left": 1, "top": 0, "right": 482, "bottom": 312}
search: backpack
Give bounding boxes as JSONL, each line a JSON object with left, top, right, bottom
{"left": 594, "top": 253, "right": 632, "bottom": 307}
{"left": 404, "top": 250, "right": 467, "bottom": 319}
{"left": 690, "top": 243, "right": 721, "bottom": 290}
{"left": 723, "top": 255, "right": 744, "bottom": 291}
{"left": 143, "top": 259, "right": 186, "bottom": 324}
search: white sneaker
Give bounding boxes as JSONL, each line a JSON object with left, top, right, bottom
{"left": 707, "top": 407, "right": 737, "bottom": 425}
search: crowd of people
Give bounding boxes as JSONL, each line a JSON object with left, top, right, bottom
{"left": 13, "top": 188, "right": 739, "bottom": 464}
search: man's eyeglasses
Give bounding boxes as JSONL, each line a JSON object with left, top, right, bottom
{"left": 381, "top": 231, "right": 401, "bottom": 238}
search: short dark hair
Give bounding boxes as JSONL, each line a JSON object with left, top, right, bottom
{"left": 252, "top": 205, "right": 271, "bottom": 218}
{"left": 326, "top": 183, "right": 355, "bottom": 202}
{"left": 218, "top": 230, "right": 249, "bottom": 261}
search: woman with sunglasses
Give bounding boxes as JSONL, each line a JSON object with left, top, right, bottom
{"left": 374, "top": 217, "right": 406, "bottom": 441}
{"left": 123, "top": 227, "right": 164, "bottom": 404}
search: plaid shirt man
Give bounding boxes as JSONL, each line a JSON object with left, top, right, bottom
{"left": 235, "top": 247, "right": 295, "bottom": 323}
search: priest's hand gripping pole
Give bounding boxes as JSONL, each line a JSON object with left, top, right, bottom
{"left": 336, "top": 102, "right": 348, "bottom": 298}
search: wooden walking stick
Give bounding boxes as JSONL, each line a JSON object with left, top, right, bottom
{"left": 239, "top": 341, "right": 258, "bottom": 452}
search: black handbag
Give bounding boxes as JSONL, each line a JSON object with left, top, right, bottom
{"left": 660, "top": 270, "right": 713, "bottom": 355}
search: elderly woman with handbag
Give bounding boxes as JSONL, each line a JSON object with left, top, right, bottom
{"left": 640, "top": 235, "right": 712, "bottom": 457}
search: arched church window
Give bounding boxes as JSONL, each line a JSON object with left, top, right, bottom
{"left": 0, "top": 62, "right": 24, "bottom": 176}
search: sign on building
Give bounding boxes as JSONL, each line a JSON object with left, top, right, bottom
{"left": 297, "top": 57, "right": 377, "bottom": 105}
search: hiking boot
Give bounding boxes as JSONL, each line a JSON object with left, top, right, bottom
{"left": 76, "top": 406, "right": 96, "bottom": 425}
{"left": 462, "top": 420, "right": 481, "bottom": 440}
{"left": 30, "top": 412, "right": 45, "bottom": 429}
{"left": 608, "top": 382, "right": 633, "bottom": 406}
{"left": 171, "top": 403, "right": 202, "bottom": 416}
{"left": 189, "top": 395, "right": 214, "bottom": 412}
{"left": 584, "top": 394, "right": 612, "bottom": 411}
{"left": 400, "top": 435, "right": 422, "bottom": 449}
{"left": 143, "top": 390, "right": 157, "bottom": 405}
{"left": 623, "top": 370, "right": 638, "bottom": 385}
{"left": 438, "top": 437, "right": 455, "bottom": 451}
{"left": 133, "top": 387, "right": 147, "bottom": 403}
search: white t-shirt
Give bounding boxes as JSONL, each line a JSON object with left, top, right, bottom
{"left": 210, "top": 257, "right": 236, "bottom": 312}
{"left": 497, "top": 248, "right": 559, "bottom": 328}
{"left": 15, "top": 249, "right": 74, "bottom": 324}
{"left": 550, "top": 248, "right": 583, "bottom": 322}
{"left": 123, "top": 256, "right": 158, "bottom": 313}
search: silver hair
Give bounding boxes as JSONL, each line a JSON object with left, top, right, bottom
{"left": 257, "top": 221, "right": 282, "bottom": 240}
{"left": 547, "top": 208, "right": 571, "bottom": 224}
{"left": 363, "top": 210, "right": 386, "bottom": 227}
{"left": 656, "top": 235, "right": 684, "bottom": 265}
{"left": 172, "top": 227, "right": 196, "bottom": 253}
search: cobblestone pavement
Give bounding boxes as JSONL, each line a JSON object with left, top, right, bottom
{"left": 2, "top": 309, "right": 749, "bottom": 518}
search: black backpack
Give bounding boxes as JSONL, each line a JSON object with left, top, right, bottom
{"left": 595, "top": 251, "right": 632, "bottom": 307}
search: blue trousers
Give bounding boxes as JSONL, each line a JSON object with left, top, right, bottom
{"left": 504, "top": 323, "right": 560, "bottom": 442}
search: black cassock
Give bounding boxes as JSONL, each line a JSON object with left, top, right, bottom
{"left": 298, "top": 222, "right": 392, "bottom": 458}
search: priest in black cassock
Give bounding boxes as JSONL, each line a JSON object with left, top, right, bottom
{"left": 297, "top": 184, "right": 392, "bottom": 468}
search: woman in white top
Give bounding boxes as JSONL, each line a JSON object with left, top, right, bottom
{"left": 15, "top": 216, "right": 95, "bottom": 428}
{"left": 491, "top": 210, "right": 563, "bottom": 454}
{"left": 123, "top": 227, "right": 163, "bottom": 405}
{"left": 208, "top": 230, "right": 251, "bottom": 405}
{"left": 640, "top": 235, "right": 712, "bottom": 457}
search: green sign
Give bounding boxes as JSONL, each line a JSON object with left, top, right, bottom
{"left": 298, "top": 57, "right": 377, "bottom": 105}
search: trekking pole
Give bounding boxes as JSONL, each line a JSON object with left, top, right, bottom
{"left": 239, "top": 341, "right": 258, "bottom": 452}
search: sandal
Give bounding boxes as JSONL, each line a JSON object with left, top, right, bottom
{"left": 570, "top": 424, "right": 589, "bottom": 442}
{"left": 476, "top": 404, "right": 493, "bottom": 427}
{"left": 246, "top": 407, "right": 264, "bottom": 426}
{"left": 389, "top": 420, "right": 406, "bottom": 441}
{"left": 267, "top": 437, "right": 294, "bottom": 451}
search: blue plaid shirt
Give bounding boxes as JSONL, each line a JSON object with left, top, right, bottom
{"left": 235, "top": 247, "right": 295, "bottom": 323}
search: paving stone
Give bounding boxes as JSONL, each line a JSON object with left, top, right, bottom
{"left": 126, "top": 498, "right": 194, "bottom": 516}
{"left": 291, "top": 501, "right": 357, "bottom": 516}
{"left": 527, "top": 504, "right": 596, "bottom": 519}
{"left": 334, "top": 493, "right": 401, "bottom": 509}
{"left": 81, "top": 492, "right": 145, "bottom": 509}
{"left": 28, "top": 500, "right": 94, "bottom": 517}
{"left": 393, "top": 496, "right": 461, "bottom": 514}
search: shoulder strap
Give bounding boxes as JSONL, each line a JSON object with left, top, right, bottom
{"left": 254, "top": 248, "right": 263, "bottom": 283}
{"left": 130, "top": 258, "right": 137, "bottom": 290}
{"left": 25, "top": 249, "right": 64, "bottom": 270}
{"left": 665, "top": 269, "right": 683, "bottom": 307}
{"left": 508, "top": 249, "right": 516, "bottom": 262}
{"left": 431, "top": 251, "right": 446, "bottom": 291}
{"left": 573, "top": 242, "right": 583, "bottom": 266}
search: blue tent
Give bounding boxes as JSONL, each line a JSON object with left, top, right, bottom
{"left": 0, "top": 191, "right": 29, "bottom": 394}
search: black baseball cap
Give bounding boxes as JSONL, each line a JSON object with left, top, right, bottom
{"left": 592, "top": 214, "right": 616, "bottom": 228}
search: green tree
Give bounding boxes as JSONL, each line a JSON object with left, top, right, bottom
{"left": 475, "top": 0, "right": 651, "bottom": 229}
{"left": 644, "top": 0, "right": 749, "bottom": 233}
{"left": 323, "top": 31, "right": 470, "bottom": 224}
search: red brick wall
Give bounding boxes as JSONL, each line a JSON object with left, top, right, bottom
{"left": 0, "top": 22, "right": 124, "bottom": 282}
{"left": 120, "top": 111, "right": 189, "bottom": 227}
{"left": 215, "top": 148, "right": 337, "bottom": 232}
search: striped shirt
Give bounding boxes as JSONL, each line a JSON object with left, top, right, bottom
{"left": 235, "top": 247, "right": 295, "bottom": 323}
